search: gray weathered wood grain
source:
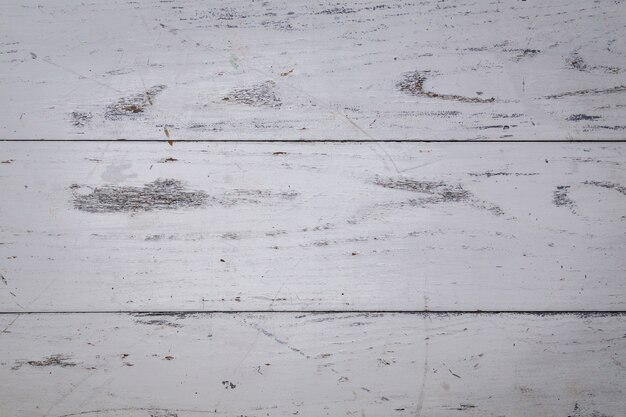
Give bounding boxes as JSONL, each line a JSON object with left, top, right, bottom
{"left": 1, "top": 142, "right": 624, "bottom": 311}
{"left": 0, "top": 313, "right": 624, "bottom": 417}
{"left": 1, "top": 0, "right": 625, "bottom": 140}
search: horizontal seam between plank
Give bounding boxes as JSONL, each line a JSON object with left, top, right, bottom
{"left": 1, "top": 139, "right": 626, "bottom": 143}
{"left": 1, "top": 311, "right": 625, "bottom": 315}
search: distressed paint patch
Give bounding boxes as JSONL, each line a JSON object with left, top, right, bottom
{"left": 150, "top": 412, "right": 179, "bottom": 417}
{"left": 105, "top": 85, "right": 167, "bottom": 119}
{"left": 584, "top": 180, "right": 626, "bottom": 195}
{"left": 70, "top": 179, "right": 208, "bottom": 213}
{"left": 566, "top": 51, "right": 621, "bottom": 74}
{"left": 468, "top": 172, "right": 539, "bottom": 177}
{"left": 318, "top": 6, "right": 355, "bottom": 14}
{"left": 567, "top": 114, "right": 601, "bottom": 121}
{"left": 70, "top": 179, "right": 299, "bottom": 213}
{"left": 135, "top": 319, "right": 183, "bottom": 328}
{"left": 221, "top": 188, "right": 298, "bottom": 204}
{"left": 544, "top": 85, "right": 626, "bottom": 99}
{"left": 12, "top": 354, "right": 77, "bottom": 370}
{"left": 553, "top": 185, "right": 576, "bottom": 210}
{"left": 553, "top": 181, "right": 625, "bottom": 214}
{"left": 70, "top": 111, "right": 92, "bottom": 127}
{"left": 569, "top": 401, "right": 613, "bottom": 417}
{"left": 397, "top": 71, "right": 495, "bottom": 103}
{"left": 375, "top": 177, "right": 472, "bottom": 202}
{"left": 507, "top": 48, "right": 541, "bottom": 61}
{"left": 222, "top": 81, "right": 281, "bottom": 108}
{"left": 374, "top": 176, "right": 503, "bottom": 215}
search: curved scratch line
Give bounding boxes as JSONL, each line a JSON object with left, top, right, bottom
{"left": 41, "top": 58, "right": 124, "bottom": 94}
{"left": 29, "top": 277, "right": 58, "bottom": 306}
{"left": 415, "top": 319, "right": 429, "bottom": 416}
{"left": 228, "top": 256, "right": 305, "bottom": 377}
{"left": 44, "top": 373, "right": 97, "bottom": 417}
{"left": 0, "top": 314, "right": 20, "bottom": 336}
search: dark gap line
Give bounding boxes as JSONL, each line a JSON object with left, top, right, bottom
{"left": 1, "top": 310, "right": 625, "bottom": 315}
{"left": 1, "top": 139, "right": 626, "bottom": 143}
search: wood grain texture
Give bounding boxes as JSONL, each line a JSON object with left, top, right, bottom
{"left": 0, "top": 313, "right": 624, "bottom": 417}
{"left": 1, "top": 0, "right": 625, "bottom": 140}
{"left": 1, "top": 142, "right": 624, "bottom": 311}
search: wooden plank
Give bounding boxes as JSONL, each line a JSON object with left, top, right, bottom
{"left": 1, "top": 142, "right": 624, "bottom": 311}
{"left": 1, "top": 0, "right": 625, "bottom": 140}
{"left": 0, "top": 313, "right": 624, "bottom": 417}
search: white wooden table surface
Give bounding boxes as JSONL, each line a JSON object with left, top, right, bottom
{"left": 1, "top": 1, "right": 625, "bottom": 416}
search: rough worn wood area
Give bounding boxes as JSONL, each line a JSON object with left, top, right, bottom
{"left": 2, "top": 0, "right": 625, "bottom": 415}
{"left": 1, "top": 0, "right": 625, "bottom": 140}
{"left": 1, "top": 313, "right": 624, "bottom": 417}
{"left": 1, "top": 142, "right": 624, "bottom": 311}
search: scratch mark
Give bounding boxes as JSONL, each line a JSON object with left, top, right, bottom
{"left": 43, "top": 372, "right": 96, "bottom": 417}
{"left": 0, "top": 315, "right": 19, "bottom": 336}
{"left": 449, "top": 369, "right": 461, "bottom": 378}
{"left": 29, "top": 278, "right": 58, "bottom": 307}
{"left": 41, "top": 58, "right": 123, "bottom": 94}
{"left": 269, "top": 257, "right": 304, "bottom": 309}
{"left": 231, "top": 326, "right": 262, "bottom": 373}
{"left": 414, "top": 318, "right": 430, "bottom": 417}
{"left": 375, "top": 144, "right": 400, "bottom": 174}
